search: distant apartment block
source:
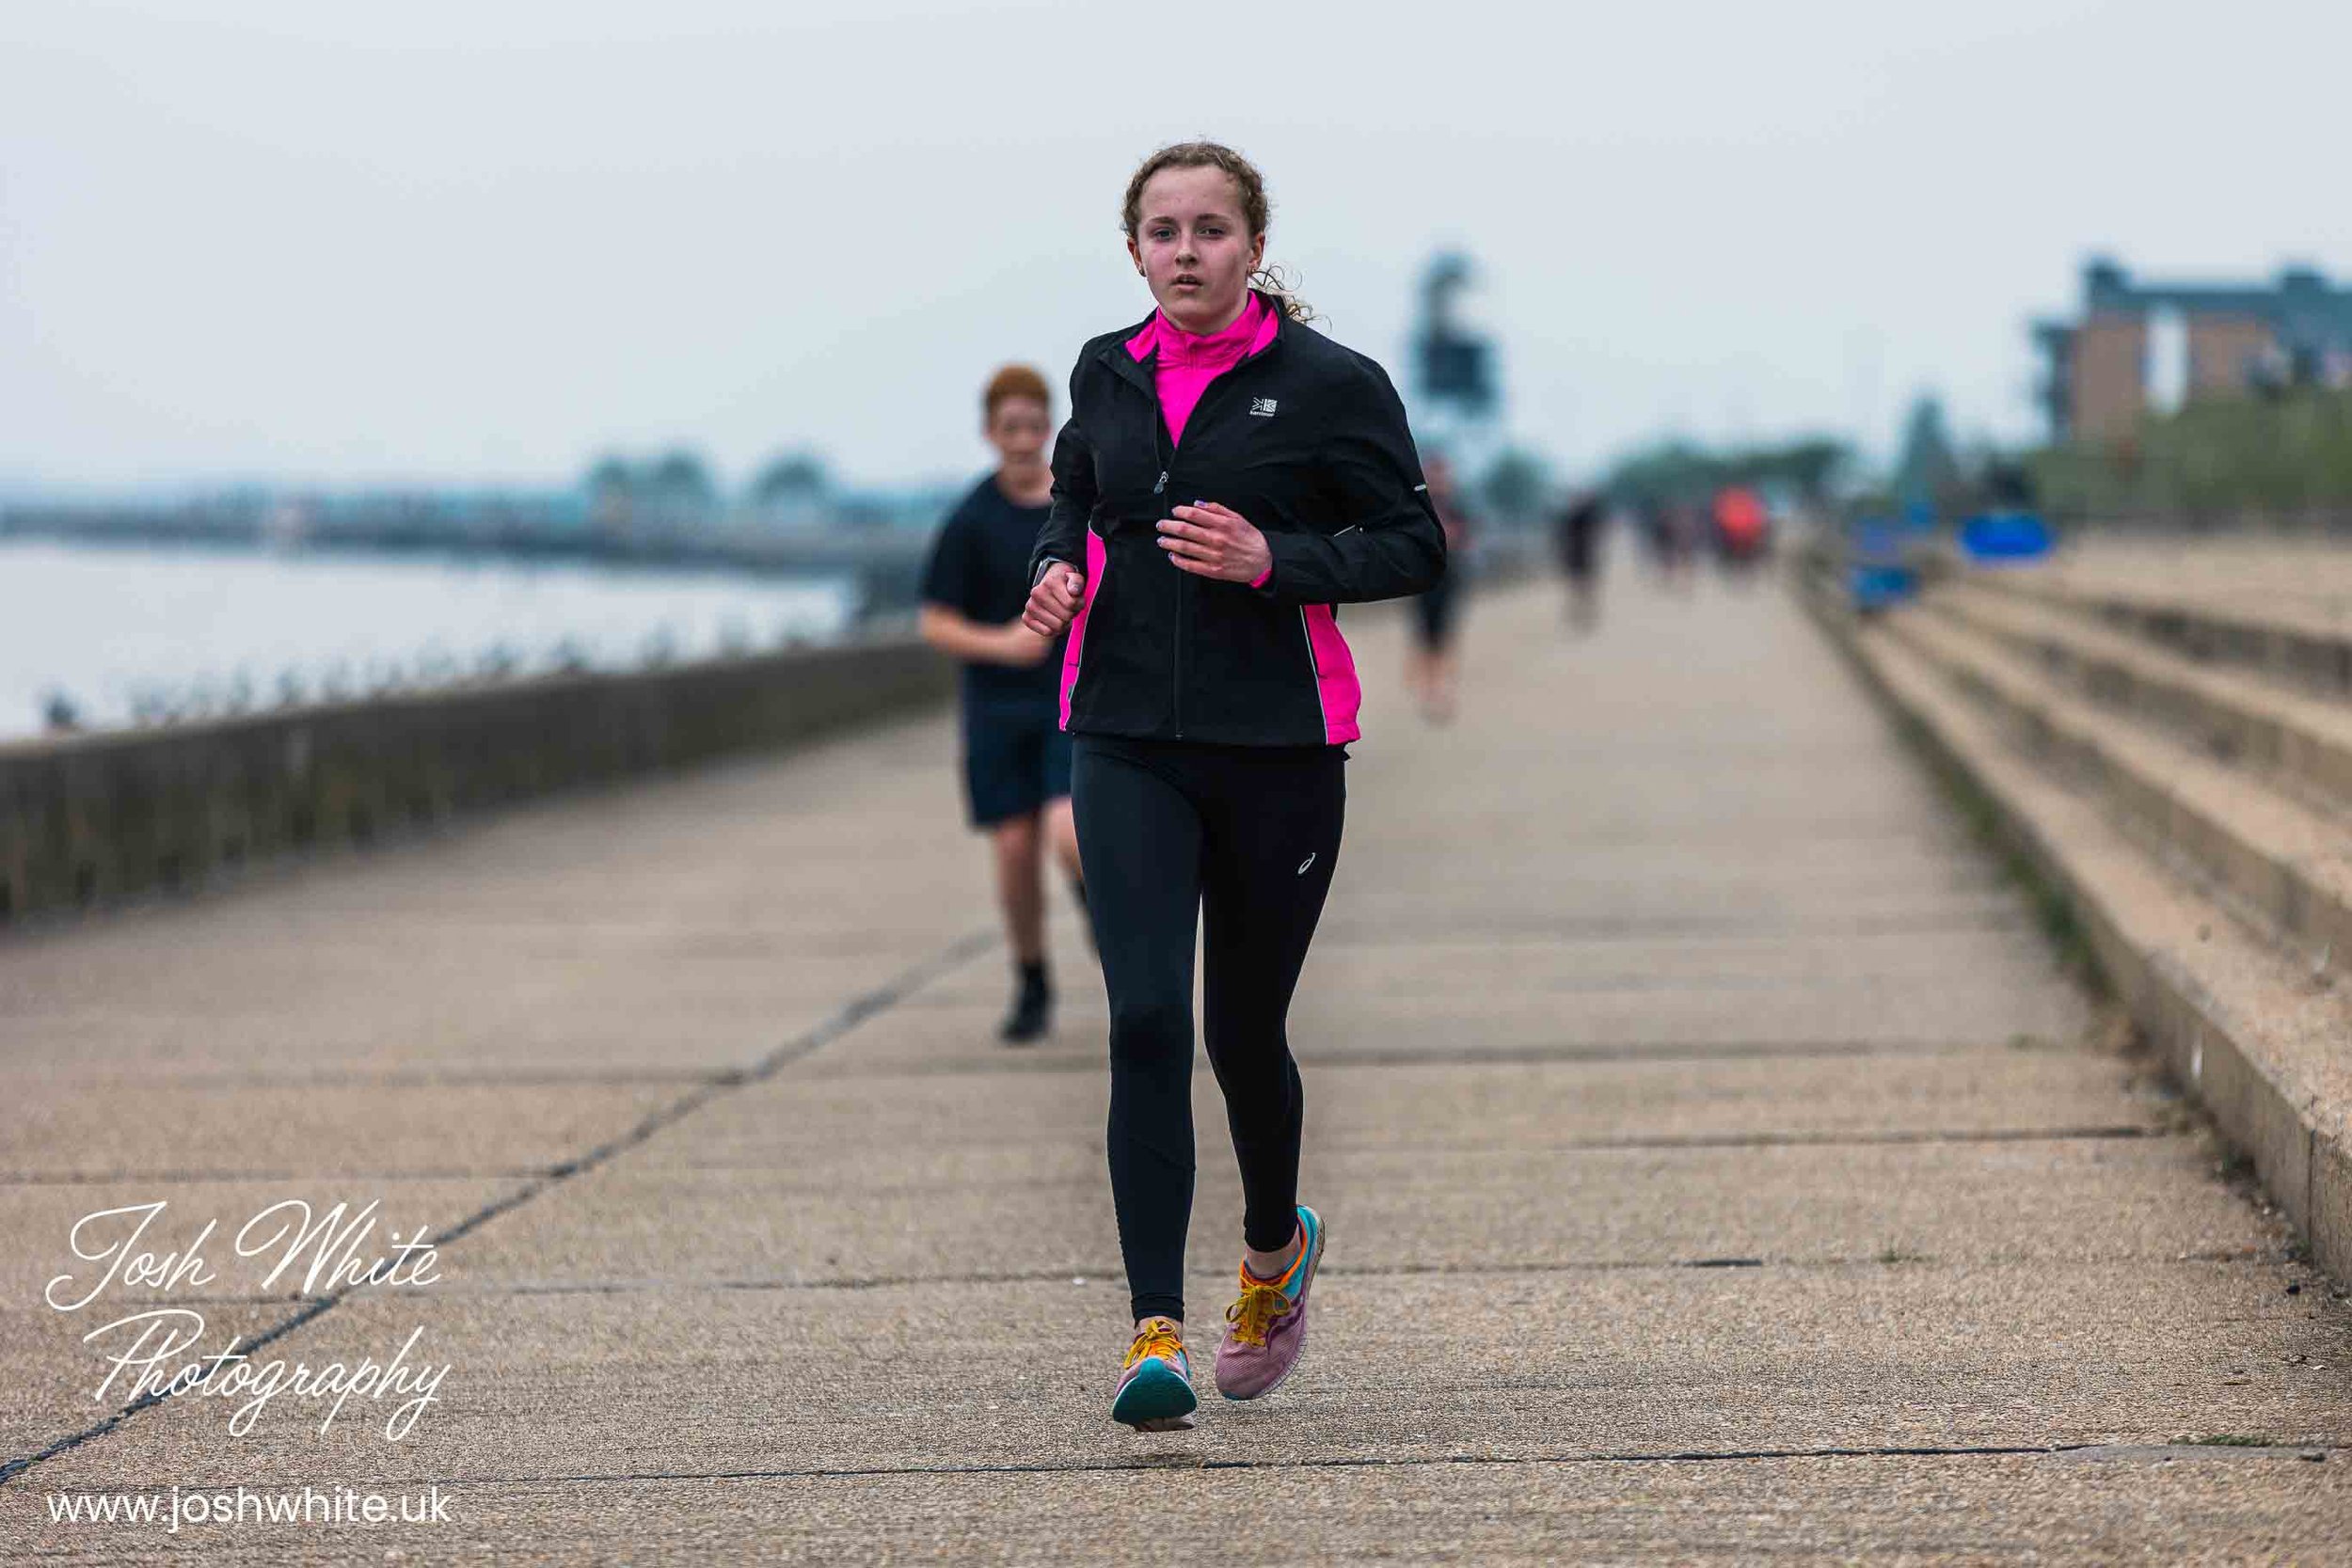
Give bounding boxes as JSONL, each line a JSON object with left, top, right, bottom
{"left": 2033, "top": 259, "right": 2352, "bottom": 443}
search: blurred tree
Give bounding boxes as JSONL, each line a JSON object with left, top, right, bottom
{"left": 40, "top": 689, "right": 82, "bottom": 733}
{"left": 751, "top": 451, "right": 831, "bottom": 505}
{"left": 1602, "top": 434, "right": 1854, "bottom": 514}
{"left": 1756, "top": 438, "right": 1851, "bottom": 501}
{"left": 585, "top": 453, "right": 636, "bottom": 532}
{"left": 585, "top": 454, "right": 634, "bottom": 497}
{"left": 645, "top": 449, "right": 716, "bottom": 506}
{"left": 1607, "top": 438, "right": 1721, "bottom": 505}
{"left": 1893, "top": 396, "right": 1962, "bottom": 515}
{"left": 1479, "top": 447, "right": 1550, "bottom": 524}
{"left": 2027, "top": 388, "right": 2352, "bottom": 523}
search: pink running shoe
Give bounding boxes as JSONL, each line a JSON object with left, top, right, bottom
{"left": 1214, "top": 1205, "right": 1325, "bottom": 1402}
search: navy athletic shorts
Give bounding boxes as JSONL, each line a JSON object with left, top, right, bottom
{"left": 960, "top": 695, "right": 1073, "bottom": 828}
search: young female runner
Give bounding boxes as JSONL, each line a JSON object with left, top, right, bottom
{"left": 1020, "top": 140, "right": 1445, "bottom": 1431}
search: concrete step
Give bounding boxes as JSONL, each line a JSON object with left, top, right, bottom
{"left": 1968, "top": 564, "right": 2352, "bottom": 702}
{"left": 1925, "top": 578, "right": 2352, "bottom": 821}
{"left": 1794, "top": 568, "right": 2352, "bottom": 1282}
{"left": 1875, "top": 602, "right": 2352, "bottom": 970}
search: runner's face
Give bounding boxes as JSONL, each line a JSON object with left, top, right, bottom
{"left": 1126, "top": 167, "right": 1263, "bottom": 333}
{"left": 986, "top": 396, "right": 1051, "bottom": 467}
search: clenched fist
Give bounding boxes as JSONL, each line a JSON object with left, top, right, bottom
{"left": 1023, "top": 562, "right": 1086, "bottom": 638}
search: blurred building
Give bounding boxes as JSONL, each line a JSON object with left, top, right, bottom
{"left": 2033, "top": 258, "right": 2352, "bottom": 442}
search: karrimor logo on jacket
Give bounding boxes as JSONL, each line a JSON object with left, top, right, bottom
{"left": 1249, "top": 397, "right": 1279, "bottom": 418}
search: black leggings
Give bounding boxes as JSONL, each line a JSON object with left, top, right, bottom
{"left": 1072, "top": 734, "right": 1345, "bottom": 1324}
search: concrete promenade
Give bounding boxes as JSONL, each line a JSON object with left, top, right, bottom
{"left": 4, "top": 570, "right": 2348, "bottom": 1561}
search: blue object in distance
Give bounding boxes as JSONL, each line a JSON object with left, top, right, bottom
{"left": 1958, "top": 511, "right": 2053, "bottom": 563}
{"left": 1848, "top": 562, "right": 1917, "bottom": 610}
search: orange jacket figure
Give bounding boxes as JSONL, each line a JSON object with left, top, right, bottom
{"left": 1713, "top": 486, "right": 1768, "bottom": 557}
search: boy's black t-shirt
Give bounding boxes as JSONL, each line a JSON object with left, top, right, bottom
{"left": 919, "top": 473, "right": 1058, "bottom": 707}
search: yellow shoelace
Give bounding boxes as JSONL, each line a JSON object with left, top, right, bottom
{"left": 1224, "top": 1279, "right": 1290, "bottom": 1348}
{"left": 1123, "top": 1317, "right": 1184, "bottom": 1370}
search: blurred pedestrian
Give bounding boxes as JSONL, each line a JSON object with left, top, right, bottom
{"left": 1404, "top": 451, "right": 1473, "bottom": 721}
{"left": 1553, "top": 488, "right": 1607, "bottom": 631}
{"left": 1023, "top": 139, "right": 1444, "bottom": 1433}
{"left": 1665, "top": 499, "right": 1704, "bottom": 589}
{"left": 1711, "top": 484, "right": 1769, "bottom": 576}
{"left": 917, "top": 365, "right": 1086, "bottom": 1045}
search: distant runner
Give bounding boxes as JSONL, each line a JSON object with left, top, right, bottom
{"left": 1712, "top": 483, "right": 1770, "bottom": 573}
{"left": 1554, "top": 488, "right": 1607, "bottom": 630}
{"left": 1404, "top": 451, "right": 1473, "bottom": 722}
{"left": 918, "top": 365, "right": 1086, "bottom": 1044}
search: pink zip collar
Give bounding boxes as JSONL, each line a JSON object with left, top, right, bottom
{"left": 1122, "top": 292, "right": 1279, "bottom": 448}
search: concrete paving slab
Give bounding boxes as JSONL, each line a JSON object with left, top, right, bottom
{"left": 0, "top": 990, "right": 887, "bottom": 1077}
{"left": 433, "top": 1135, "right": 2270, "bottom": 1291}
{"left": 24, "top": 1262, "right": 2348, "bottom": 1491}
{"left": 795, "top": 980, "right": 2090, "bottom": 1081}
{"left": 0, "top": 714, "right": 994, "bottom": 1084}
{"left": 1314, "top": 888, "right": 2030, "bottom": 944}
{"left": 1281, "top": 975, "right": 2090, "bottom": 1051}
{"left": 0, "top": 947, "right": 918, "bottom": 1033}
{"left": 910, "top": 927, "right": 2074, "bottom": 1008}
{"left": 0, "top": 1078, "right": 682, "bottom": 1180}
{"left": 644, "top": 1043, "right": 2166, "bottom": 1169}
{"left": 1303, "top": 959, "right": 2086, "bottom": 1045}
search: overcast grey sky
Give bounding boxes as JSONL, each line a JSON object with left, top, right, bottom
{"left": 3, "top": 0, "right": 2344, "bottom": 494}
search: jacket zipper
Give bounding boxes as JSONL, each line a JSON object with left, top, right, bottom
{"left": 1156, "top": 446, "right": 1182, "bottom": 737}
{"left": 1164, "top": 343, "right": 1275, "bottom": 739}
{"left": 1134, "top": 311, "right": 1281, "bottom": 743}
{"left": 1173, "top": 537, "right": 1185, "bottom": 736}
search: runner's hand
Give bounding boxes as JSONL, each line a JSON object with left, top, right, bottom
{"left": 1157, "top": 502, "right": 1271, "bottom": 583}
{"left": 1023, "top": 564, "right": 1085, "bottom": 637}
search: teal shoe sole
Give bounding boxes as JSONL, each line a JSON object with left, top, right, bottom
{"left": 1111, "top": 1357, "right": 1199, "bottom": 1430}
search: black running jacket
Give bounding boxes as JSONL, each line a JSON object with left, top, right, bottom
{"left": 1026, "top": 292, "right": 1446, "bottom": 747}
